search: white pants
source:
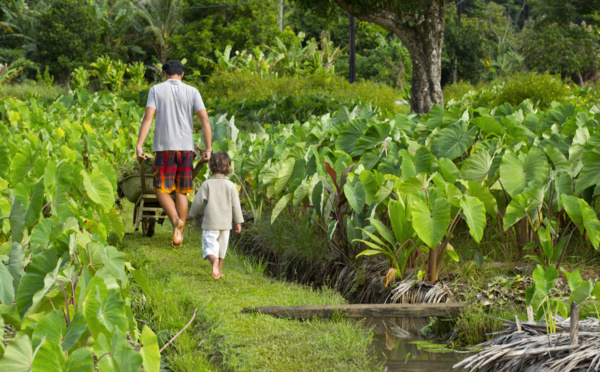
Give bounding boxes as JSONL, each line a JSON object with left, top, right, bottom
{"left": 202, "top": 230, "right": 230, "bottom": 259}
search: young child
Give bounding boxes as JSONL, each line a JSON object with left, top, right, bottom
{"left": 188, "top": 152, "right": 243, "bottom": 279}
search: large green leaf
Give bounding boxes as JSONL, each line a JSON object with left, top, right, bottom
{"left": 575, "top": 145, "right": 600, "bottom": 195}
{"left": 343, "top": 180, "right": 365, "bottom": 215}
{"left": 31, "top": 339, "right": 65, "bottom": 372}
{"left": 16, "top": 248, "right": 63, "bottom": 318}
{"left": 466, "top": 181, "right": 498, "bottom": 217}
{"left": 562, "top": 195, "right": 584, "bottom": 233}
{"left": 352, "top": 122, "right": 391, "bottom": 156}
{"left": 460, "top": 196, "right": 486, "bottom": 243}
{"left": 415, "top": 146, "right": 435, "bottom": 174}
{"left": 32, "top": 310, "right": 87, "bottom": 352}
{"left": 532, "top": 264, "right": 558, "bottom": 298}
{"left": 411, "top": 198, "right": 451, "bottom": 248}
{"left": 81, "top": 168, "right": 114, "bottom": 212}
{"left": 389, "top": 197, "right": 413, "bottom": 245}
{"left": 100, "top": 245, "right": 127, "bottom": 285}
{"left": 9, "top": 145, "right": 34, "bottom": 186}
{"left": 580, "top": 200, "right": 600, "bottom": 250}
{"left": 0, "top": 263, "right": 15, "bottom": 305}
{"left": 140, "top": 326, "right": 161, "bottom": 372}
{"left": 499, "top": 148, "right": 548, "bottom": 197}
{"left": 431, "top": 120, "right": 477, "bottom": 160}
{"left": 570, "top": 281, "right": 592, "bottom": 305}
{"left": 8, "top": 242, "right": 25, "bottom": 295}
{"left": 9, "top": 195, "right": 25, "bottom": 243}
{"left": 25, "top": 180, "right": 45, "bottom": 228}
{"left": 64, "top": 348, "right": 94, "bottom": 372}
{"left": 97, "top": 289, "right": 128, "bottom": 334}
{"left": 0, "top": 333, "right": 34, "bottom": 371}
{"left": 502, "top": 188, "right": 544, "bottom": 230}
{"left": 273, "top": 158, "right": 295, "bottom": 197}
{"left": 437, "top": 158, "right": 460, "bottom": 184}
{"left": 271, "top": 193, "right": 292, "bottom": 224}
{"left": 460, "top": 148, "right": 493, "bottom": 183}
{"left": 335, "top": 119, "right": 368, "bottom": 153}
{"left": 544, "top": 146, "right": 571, "bottom": 176}
{"left": 359, "top": 170, "right": 378, "bottom": 205}
{"left": 0, "top": 144, "right": 8, "bottom": 178}
{"left": 427, "top": 104, "right": 445, "bottom": 130}
{"left": 473, "top": 116, "right": 504, "bottom": 136}
{"left": 569, "top": 127, "right": 589, "bottom": 175}
{"left": 82, "top": 276, "right": 108, "bottom": 337}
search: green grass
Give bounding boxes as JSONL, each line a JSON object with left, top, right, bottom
{"left": 122, "top": 207, "right": 379, "bottom": 371}
{"left": 0, "top": 81, "right": 68, "bottom": 102}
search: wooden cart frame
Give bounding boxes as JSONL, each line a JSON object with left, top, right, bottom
{"left": 118, "top": 159, "right": 206, "bottom": 237}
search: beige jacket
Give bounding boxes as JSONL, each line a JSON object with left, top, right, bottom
{"left": 189, "top": 174, "right": 244, "bottom": 230}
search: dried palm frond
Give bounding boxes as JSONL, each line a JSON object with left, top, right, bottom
{"left": 454, "top": 317, "right": 600, "bottom": 372}
{"left": 389, "top": 278, "right": 455, "bottom": 304}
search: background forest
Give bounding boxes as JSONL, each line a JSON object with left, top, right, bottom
{"left": 0, "top": 0, "right": 599, "bottom": 95}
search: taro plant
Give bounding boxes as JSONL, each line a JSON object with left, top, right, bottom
{"left": 525, "top": 264, "right": 566, "bottom": 334}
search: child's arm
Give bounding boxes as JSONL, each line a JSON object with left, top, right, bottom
{"left": 188, "top": 183, "right": 207, "bottom": 219}
{"left": 231, "top": 183, "right": 244, "bottom": 227}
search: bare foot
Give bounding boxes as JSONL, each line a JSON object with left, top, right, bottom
{"left": 217, "top": 273, "right": 224, "bottom": 279}
{"left": 172, "top": 219, "right": 185, "bottom": 247}
{"left": 212, "top": 261, "right": 220, "bottom": 280}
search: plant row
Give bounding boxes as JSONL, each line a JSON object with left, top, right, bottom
{"left": 0, "top": 92, "right": 159, "bottom": 371}
{"left": 207, "top": 99, "right": 600, "bottom": 324}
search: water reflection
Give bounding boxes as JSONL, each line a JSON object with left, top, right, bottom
{"left": 366, "top": 317, "right": 470, "bottom": 372}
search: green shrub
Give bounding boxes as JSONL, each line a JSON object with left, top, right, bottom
{"left": 0, "top": 81, "right": 68, "bottom": 101}
{"left": 442, "top": 81, "right": 478, "bottom": 104}
{"left": 493, "top": 72, "right": 570, "bottom": 108}
{"left": 200, "top": 70, "right": 405, "bottom": 116}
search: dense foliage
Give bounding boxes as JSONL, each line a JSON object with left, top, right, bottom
{"left": 201, "top": 96, "right": 600, "bottom": 285}
{"left": 2, "top": 0, "right": 599, "bottom": 97}
{"left": 0, "top": 91, "right": 159, "bottom": 371}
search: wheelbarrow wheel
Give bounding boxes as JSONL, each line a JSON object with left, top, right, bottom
{"left": 142, "top": 211, "right": 156, "bottom": 237}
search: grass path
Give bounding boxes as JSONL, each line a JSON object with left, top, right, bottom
{"left": 122, "top": 210, "right": 379, "bottom": 371}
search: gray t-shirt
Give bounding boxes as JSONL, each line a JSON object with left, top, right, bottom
{"left": 146, "top": 79, "right": 205, "bottom": 152}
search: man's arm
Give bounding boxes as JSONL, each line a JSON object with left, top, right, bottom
{"left": 136, "top": 107, "right": 156, "bottom": 161}
{"left": 197, "top": 108, "right": 212, "bottom": 162}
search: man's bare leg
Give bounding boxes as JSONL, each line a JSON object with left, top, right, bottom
{"left": 156, "top": 192, "right": 185, "bottom": 246}
{"left": 207, "top": 254, "right": 220, "bottom": 279}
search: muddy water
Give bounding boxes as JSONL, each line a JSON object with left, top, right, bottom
{"left": 366, "top": 317, "right": 471, "bottom": 372}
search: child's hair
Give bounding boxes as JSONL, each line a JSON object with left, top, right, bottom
{"left": 209, "top": 151, "right": 232, "bottom": 175}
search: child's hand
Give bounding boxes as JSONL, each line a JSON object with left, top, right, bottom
{"left": 234, "top": 224, "right": 242, "bottom": 234}
{"left": 186, "top": 214, "right": 193, "bottom": 222}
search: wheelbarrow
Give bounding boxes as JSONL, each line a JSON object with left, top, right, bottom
{"left": 117, "top": 157, "right": 207, "bottom": 237}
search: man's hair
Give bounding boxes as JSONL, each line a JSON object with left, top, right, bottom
{"left": 162, "top": 60, "right": 184, "bottom": 76}
{"left": 209, "top": 152, "right": 232, "bottom": 175}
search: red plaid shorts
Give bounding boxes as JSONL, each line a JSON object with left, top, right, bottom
{"left": 153, "top": 151, "right": 195, "bottom": 194}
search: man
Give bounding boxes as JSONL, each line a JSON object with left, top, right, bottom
{"left": 136, "top": 60, "right": 212, "bottom": 247}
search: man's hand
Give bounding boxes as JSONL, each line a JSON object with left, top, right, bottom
{"left": 202, "top": 150, "right": 212, "bottom": 163}
{"left": 136, "top": 147, "right": 147, "bottom": 162}
{"left": 234, "top": 223, "right": 242, "bottom": 234}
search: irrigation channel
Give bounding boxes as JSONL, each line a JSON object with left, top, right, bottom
{"left": 366, "top": 317, "right": 469, "bottom": 371}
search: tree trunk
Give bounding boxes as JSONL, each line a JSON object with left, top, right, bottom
{"left": 334, "top": 0, "right": 446, "bottom": 113}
